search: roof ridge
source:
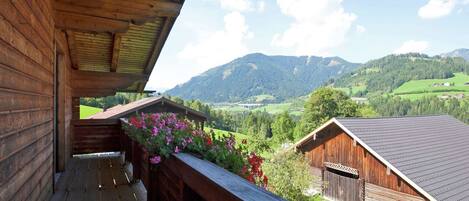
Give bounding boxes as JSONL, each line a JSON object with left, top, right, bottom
{"left": 335, "top": 114, "right": 451, "bottom": 120}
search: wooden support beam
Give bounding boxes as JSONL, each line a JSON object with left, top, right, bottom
{"left": 71, "top": 70, "right": 148, "bottom": 97}
{"left": 110, "top": 33, "right": 122, "bottom": 72}
{"left": 54, "top": 1, "right": 182, "bottom": 24}
{"left": 65, "top": 31, "right": 79, "bottom": 69}
{"left": 55, "top": 11, "right": 129, "bottom": 33}
{"left": 72, "top": 88, "right": 116, "bottom": 97}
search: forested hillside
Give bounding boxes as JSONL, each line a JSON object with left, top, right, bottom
{"left": 333, "top": 53, "right": 469, "bottom": 96}
{"left": 167, "top": 53, "right": 359, "bottom": 103}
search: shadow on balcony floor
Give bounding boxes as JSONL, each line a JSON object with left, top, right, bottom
{"left": 51, "top": 153, "right": 146, "bottom": 201}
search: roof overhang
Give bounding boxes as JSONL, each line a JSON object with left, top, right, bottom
{"left": 295, "top": 118, "right": 437, "bottom": 201}
{"left": 53, "top": 0, "right": 184, "bottom": 97}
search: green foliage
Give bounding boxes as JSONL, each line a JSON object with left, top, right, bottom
{"left": 79, "top": 105, "right": 102, "bottom": 119}
{"left": 335, "top": 54, "right": 469, "bottom": 95}
{"left": 203, "top": 127, "right": 249, "bottom": 144}
{"left": 271, "top": 111, "right": 296, "bottom": 145}
{"left": 80, "top": 92, "right": 150, "bottom": 109}
{"left": 357, "top": 105, "right": 379, "bottom": 117}
{"left": 370, "top": 96, "right": 469, "bottom": 124}
{"left": 294, "top": 88, "right": 359, "bottom": 140}
{"left": 264, "top": 150, "right": 321, "bottom": 201}
{"left": 167, "top": 53, "right": 359, "bottom": 102}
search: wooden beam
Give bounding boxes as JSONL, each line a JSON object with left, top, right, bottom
{"left": 72, "top": 88, "right": 116, "bottom": 97}
{"left": 71, "top": 70, "right": 148, "bottom": 95}
{"left": 55, "top": 11, "right": 129, "bottom": 33}
{"left": 54, "top": 0, "right": 182, "bottom": 20}
{"left": 110, "top": 33, "right": 122, "bottom": 72}
{"left": 65, "top": 31, "right": 79, "bottom": 69}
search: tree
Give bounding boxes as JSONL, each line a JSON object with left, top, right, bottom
{"left": 294, "top": 88, "right": 359, "bottom": 140}
{"left": 271, "top": 111, "right": 295, "bottom": 145}
{"left": 263, "top": 150, "right": 322, "bottom": 201}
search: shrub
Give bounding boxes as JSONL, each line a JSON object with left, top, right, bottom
{"left": 264, "top": 150, "right": 322, "bottom": 201}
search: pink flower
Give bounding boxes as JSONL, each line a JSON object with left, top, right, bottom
{"left": 175, "top": 121, "right": 187, "bottom": 130}
{"left": 151, "top": 127, "right": 159, "bottom": 136}
{"left": 174, "top": 146, "right": 180, "bottom": 153}
{"left": 165, "top": 135, "right": 173, "bottom": 145}
{"left": 186, "top": 137, "right": 193, "bottom": 144}
{"left": 150, "top": 155, "right": 161, "bottom": 164}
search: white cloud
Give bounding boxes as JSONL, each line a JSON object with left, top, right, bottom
{"left": 272, "top": 0, "right": 357, "bottom": 56}
{"left": 257, "top": 1, "right": 266, "bottom": 12}
{"left": 219, "top": 0, "right": 253, "bottom": 12}
{"left": 356, "top": 25, "right": 366, "bottom": 34}
{"left": 393, "top": 40, "right": 429, "bottom": 54}
{"left": 418, "top": 0, "right": 457, "bottom": 19}
{"left": 178, "top": 12, "right": 253, "bottom": 68}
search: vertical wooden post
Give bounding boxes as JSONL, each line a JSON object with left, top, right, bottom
{"left": 148, "top": 165, "right": 159, "bottom": 201}
{"left": 131, "top": 140, "right": 142, "bottom": 181}
{"left": 72, "top": 97, "right": 80, "bottom": 120}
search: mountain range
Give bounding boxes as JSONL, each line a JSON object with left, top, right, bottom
{"left": 167, "top": 53, "right": 359, "bottom": 102}
{"left": 166, "top": 49, "right": 469, "bottom": 103}
{"left": 441, "top": 48, "right": 469, "bottom": 61}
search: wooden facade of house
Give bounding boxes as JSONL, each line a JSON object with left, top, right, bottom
{"left": 296, "top": 121, "right": 425, "bottom": 201}
{"left": 0, "top": 1, "right": 284, "bottom": 201}
{"left": 296, "top": 116, "right": 469, "bottom": 201}
{"left": 298, "top": 124, "right": 423, "bottom": 201}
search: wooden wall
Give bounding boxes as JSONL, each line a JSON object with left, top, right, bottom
{"left": 0, "top": 0, "right": 55, "bottom": 200}
{"left": 301, "top": 124, "right": 424, "bottom": 199}
{"left": 72, "top": 119, "right": 122, "bottom": 154}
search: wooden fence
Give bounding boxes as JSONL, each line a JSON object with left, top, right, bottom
{"left": 72, "top": 119, "right": 122, "bottom": 154}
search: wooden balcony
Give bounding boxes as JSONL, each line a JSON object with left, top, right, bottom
{"left": 52, "top": 119, "right": 284, "bottom": 201}
{"left": 51, "top": 153, "right": 146, "bottom": 201}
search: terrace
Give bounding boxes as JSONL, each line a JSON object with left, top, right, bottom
{"left": 49, "top": 119, "right": 283, "bottom": 201}
{"left": 0, "top": 0, "right": 284, "bottom": 200}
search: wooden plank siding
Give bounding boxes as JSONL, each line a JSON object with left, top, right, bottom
{"left": 0, "top": 0, "right": 55, "bottom": 200}
{"left": 301, "top": 124, "right": 424, "bottom": 200}
{"left": 72, "top": 119, "right": 122, "bottom": 154}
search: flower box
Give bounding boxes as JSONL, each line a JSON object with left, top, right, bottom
{"left": 121, "top": 112, "right": 268, "bottom": 200}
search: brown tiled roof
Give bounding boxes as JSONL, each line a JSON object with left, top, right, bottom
{"left": 87, "top": 96, "right": 207, "bottom": 120}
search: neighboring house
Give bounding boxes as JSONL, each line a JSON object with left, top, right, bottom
{"left": 88, "top": 96, "right": 207, "bottom": 128}
{"left": 295, "top": 115, "right": 469, "bottom": 201}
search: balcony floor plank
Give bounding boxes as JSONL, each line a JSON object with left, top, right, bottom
{"left": 51, "top": 153, "right": 145, "bottom": 201}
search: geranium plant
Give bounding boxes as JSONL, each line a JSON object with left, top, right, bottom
{"left": 123, "top": 112, "right": 268, "bottom": 188}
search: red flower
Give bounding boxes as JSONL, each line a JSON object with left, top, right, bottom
{"left": 129, "top": 116, "right": 142, "bottom": 128}
{"left": 206, "top": 137, "right": 212, "bottom": 146}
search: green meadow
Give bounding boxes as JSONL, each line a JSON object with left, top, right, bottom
{"left": 393, "top": 73, "right": 469, "bottom": 100}
{"left": 80, "top": 105, "right": 103, "bottom": 119}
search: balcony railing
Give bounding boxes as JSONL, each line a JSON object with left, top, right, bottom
{"left": 67, "top": 119, "right": 284, "bottom": 201}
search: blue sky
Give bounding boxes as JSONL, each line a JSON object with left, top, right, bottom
{"left": 146, "top": 0, "right": 469, "bottom": 91}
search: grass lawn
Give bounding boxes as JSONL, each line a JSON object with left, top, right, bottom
{"left": 397, "top": 91, "right": 469, "bottom": 101}
{"left": 334, "top": 85, "right": 366, "bottom": 95}
{"left": 80, "top": 105, "right": 102, "bottom": 119}
{"left": 204, "top": 127, "right": 249, "bottom": 143}
{"left": 393, "top": 73, "right": 469, "bottom": 95}
{"left": 253, "top": 103, "right": 292, "bottom": 114}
